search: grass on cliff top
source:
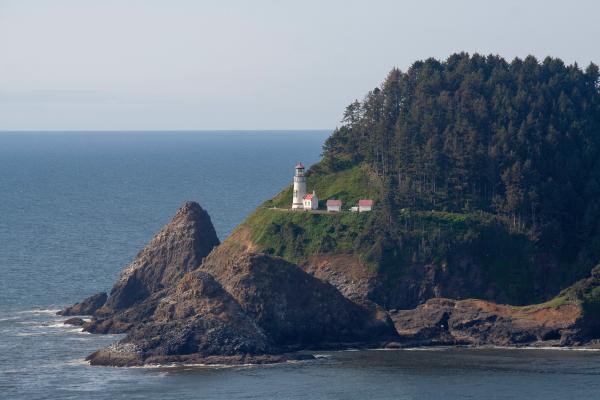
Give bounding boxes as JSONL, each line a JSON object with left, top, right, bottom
{"left": 263, "top": 163, "right": 382, "bottom": 209}
{"left": 513, "top": 294, "right": 572, "bottom": 313}
{"left": 515, "top": 266, "right": 600, "bottom": 314}
{"left": 243, "top": 207, "right": 372, "bottom": 264}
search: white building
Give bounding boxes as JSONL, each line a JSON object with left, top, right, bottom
{"left": 303, "top": 191, "right": 319, "bottom": 210}
{"left": 326, "top": 199, "right": 342, "bottom": 212}
{"left": 358, "top": 199, "right": 374, "bottom": 212}
{"left": 292, "top": 162, "right": 307, "bottom": 210}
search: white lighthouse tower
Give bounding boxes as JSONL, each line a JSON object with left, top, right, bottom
{"left": 292, "top": 162, "right": 307, "bottom": 210}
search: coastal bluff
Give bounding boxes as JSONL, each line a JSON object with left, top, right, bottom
{"left": 61, "top": 201, "right": 600, "bottom": 367}
{"left": 62, "top": 201, "right": 395, "bottom": 366}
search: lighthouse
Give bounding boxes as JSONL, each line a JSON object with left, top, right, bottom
{"left": 292, "top": 162, "right": 307, "bottom": 209}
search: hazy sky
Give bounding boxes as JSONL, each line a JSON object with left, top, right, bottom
{"left": 1, "top": 0, "right": 599, "bottom": 130}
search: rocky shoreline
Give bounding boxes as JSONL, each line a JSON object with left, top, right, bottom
{"left": 59, "top": 202, "right": 600, "bottom": 367}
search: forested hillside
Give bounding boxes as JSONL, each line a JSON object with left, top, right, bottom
{"left": 322, "top": 53, "right": 600, "bottom": 278}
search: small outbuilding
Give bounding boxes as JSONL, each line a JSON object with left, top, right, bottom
{"left": 358, "top": 199, "right": 374, "bottom": 212}
{"left": 326, "top": 199, "right": 342, "bottom": 212}
{"left": 303, "top": 190, "right": 319, "bottom": 210}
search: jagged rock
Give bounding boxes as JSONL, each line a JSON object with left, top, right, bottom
{"left": 98, "top": 201, "right": 219, "bottom": 314}
{"left": 88, "top": 241, "right": 397, "bottom": 366}
{"left": 57, "top": 292, "right": 107, "bottom": 316}
{"left": 88, "top": 271, "right": 272, "bottom": 366}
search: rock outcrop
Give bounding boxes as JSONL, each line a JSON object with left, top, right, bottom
{"left": 66, "top": 202, "right": 395, "bottom": 366}
{"left": 98, "top": 201, "right": 219, "bottom": 314}
{"left": 57, "top": 292, "right": 107, "bottom": 316}
{"left": 60, "top": 201, "right": 220, "bottom": 333}
{"left": 390, "top": 297, "right": 581, "bottom": 346}
{"left": 62, "top": 201, "right": 600, "bottom": 367}
{"left": 87, "top": 236, "right": 397, "bottom": 366}
{"left": 198, "top": 238, "right": 395, "bottom": 347}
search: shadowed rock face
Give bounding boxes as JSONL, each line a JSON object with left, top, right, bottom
{"left": 97, "top": 201, "right": 220, "bottom": 314}
{"left": 199, "top": 240, "right": 396, "bottom": 347}
{"left": 87, "top": 271, "right": 272, "bottom": 366}
{"left": 57, "top": 292, "right": 107, "bottom": 316}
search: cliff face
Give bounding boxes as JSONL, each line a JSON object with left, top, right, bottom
{"left": 198, "top": 235, "right": 394, "bottom": 348}
{"left": 87, "top": 271, "right": 273, "bottom": 366}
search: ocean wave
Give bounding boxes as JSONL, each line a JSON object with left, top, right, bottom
{"left": 15, "top": 308, "right": 61, "bottom": 315}
{"left": 0, "top": 316, "right": 21, "bottom": 322}
{"left": 65, "top": 358, "right": 91, "bottom": 366}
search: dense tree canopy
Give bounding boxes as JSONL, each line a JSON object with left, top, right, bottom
{"left": 323, "top": 53, "right": 600, "bottom": 265}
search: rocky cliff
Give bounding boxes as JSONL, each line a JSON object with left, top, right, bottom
{"left": 61, "top": 200, "right": 600, "bottom": 367}
{"left": 99, "top": 201, "right": 220, "bottom": 314}
{"left": 62, "top": 201, "right": 396, "bottom": 366}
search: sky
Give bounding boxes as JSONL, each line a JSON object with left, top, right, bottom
{"left": 0, "top": 0, "right": 599, "bottom": 131}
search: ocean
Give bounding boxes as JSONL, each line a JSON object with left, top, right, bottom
{"left": 1, "top": 131, "right": 599, "bottom": 400}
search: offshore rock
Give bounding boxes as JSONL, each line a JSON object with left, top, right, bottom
{"left": 98, "top": 201, "right": 220, "bottom": 314}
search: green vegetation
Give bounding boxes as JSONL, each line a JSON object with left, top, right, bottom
{"left": 560, "top": 266, "right": 600, "bottom": 317}
{"left": 514, "top": 294, "right": 571, "bottom": 313}
{"left": 323, "top": 53, "right": 600, "bottom": 284}
{"left": 241, "top": 53, "right": 600, "bottom": 307}
{"left": 243, "top": 206, "right": 541, "bottom": 302}
{"left": 244, "top": 208, "right": 373, "bottom": 264}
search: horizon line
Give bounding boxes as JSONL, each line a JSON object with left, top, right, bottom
{"left": 0, "top": 129, "right": 333, "bottom": 133}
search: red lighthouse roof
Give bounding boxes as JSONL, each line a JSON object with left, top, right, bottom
{"left": 295, "top": 162, "right": 305, "bottom": 169}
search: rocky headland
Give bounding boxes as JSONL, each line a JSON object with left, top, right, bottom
{"left": 60, "top": 200, "right": 600, "bottom": 367}
{"left": 63, "top": 202, "right": 396, "bottom": 366}
{"left": 59, "top": 54, "right": 600, "bottom": 365}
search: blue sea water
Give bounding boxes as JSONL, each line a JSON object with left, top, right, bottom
{"left": 1, "top": 131, "right": 600, "bottom": 400}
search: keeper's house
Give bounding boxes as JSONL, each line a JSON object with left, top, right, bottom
{"left": 303, "top": 191, "right": 319, "bottom": 210}
{"left": 358, "top": 199, "right": 374, "bottom": 212}
{"left": 326, "top": 199, "right": 342, "bottom": 212}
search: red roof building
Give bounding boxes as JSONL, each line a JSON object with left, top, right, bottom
{"left": 295, "top": 162, "right": 305, "bottom": 169}
{"left": 358, "top": 199, "right": 374, "bottom": 212}
{"left": 302, "top": 190, "right": 319, "bottom": 210}
{"left": 326, "top": 199, "right": 342, "bottom": 212}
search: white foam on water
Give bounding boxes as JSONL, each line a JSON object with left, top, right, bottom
{"left": 397, "top": 347, "right": 450, "bottom": 351}
{"left": 65, "top": 358, "right": 91, "bottom": 366}
{"left": 15, "top": 309, "right": 61, "bottom": 315}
